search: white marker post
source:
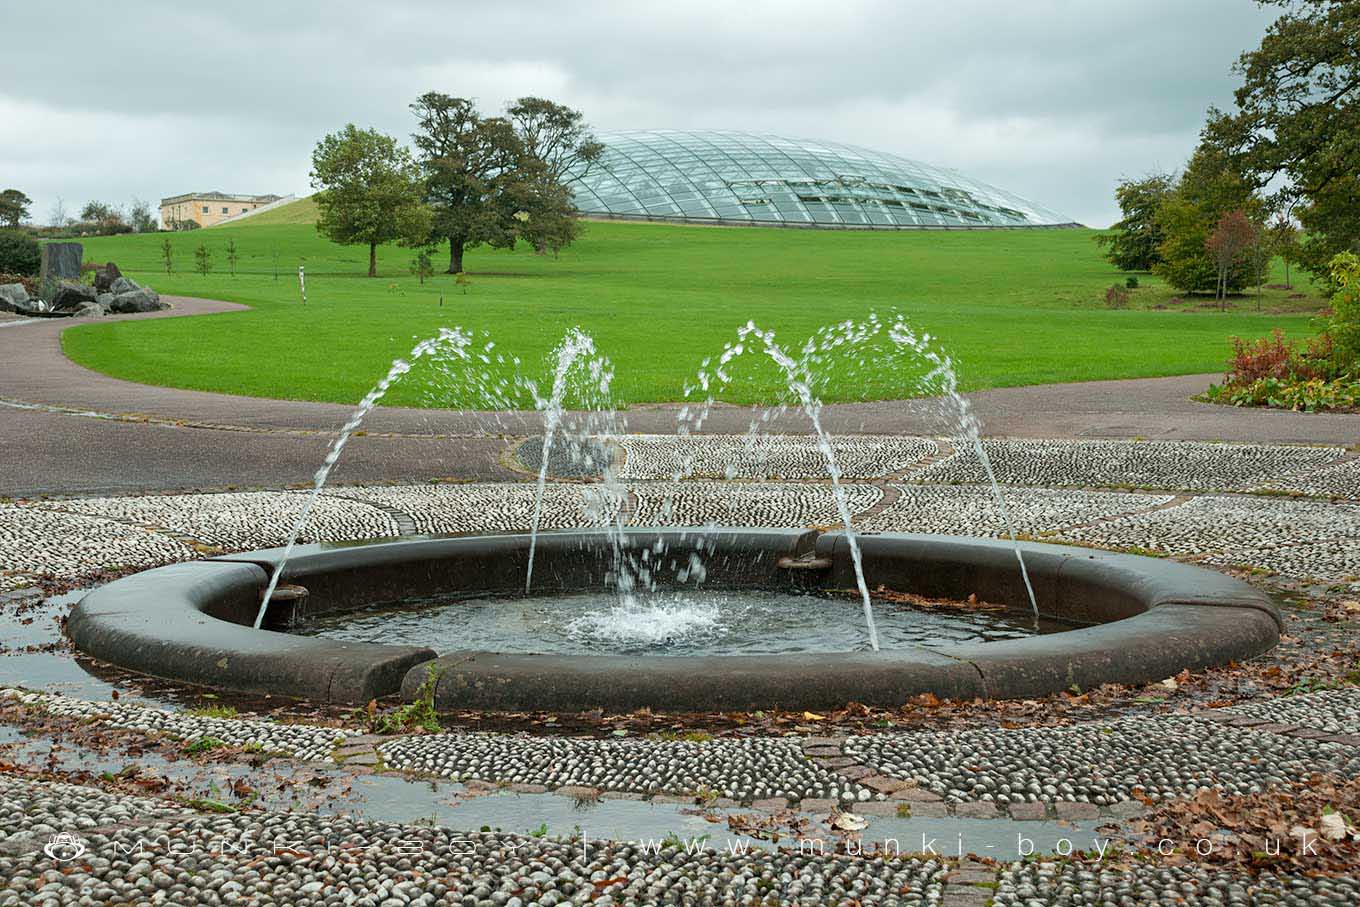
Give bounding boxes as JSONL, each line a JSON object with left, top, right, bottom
{"left": 298, "top": 265, "right": 306, "bottom": 305}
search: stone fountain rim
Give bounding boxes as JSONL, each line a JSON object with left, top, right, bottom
{"left": 66, "top": 528, "right": 1280, "bottom": 710}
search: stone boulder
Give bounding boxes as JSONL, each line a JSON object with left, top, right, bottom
{"left": 96, "top": 292, "right": 115, "bottom": 312}
{"left": 109, "top": 276, "right": 142, "bottom": 295}
{"left": 108, "top": 288, "right": 167, "bottom": 313}
{"left": 94, "top": 262, "right": 122, "bottom": 292}
{"left": 49, "top": 281, "right": 99, "bottom": 311}
{"left": 0, "top": 283, "right": 30, "bottom": 312}
{"left": 69, "top": 301, "right": 104, "bottom": 318}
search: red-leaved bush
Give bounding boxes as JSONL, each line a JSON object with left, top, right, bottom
{"left": 1226, "top": 329, "right": 1330, "bottom": 386}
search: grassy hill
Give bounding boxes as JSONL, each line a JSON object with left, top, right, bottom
{"left": 215, "top": 195, "right": 318, "bottom": 227}
{"left": 63, "top": 220, "right": 1325, "bottom": 410}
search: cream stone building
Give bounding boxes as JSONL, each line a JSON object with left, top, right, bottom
{"left": 159, "top": 192, "right": 283, "bottom": 229}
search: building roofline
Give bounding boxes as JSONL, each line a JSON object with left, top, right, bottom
{"left": 159, "top": 192, "right": 282, "bottom": 206}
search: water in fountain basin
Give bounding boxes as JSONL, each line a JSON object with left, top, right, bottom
{"left": 883, "top": 316, "right": 1039, "bottom": 619}
{"left": 251, "top": 327, "right": 471, "bottom": 630}
{"left": 295, "top": 588, "right": 1067, "bottom": 656}
{"left": 676, "top": 320, "right": 884, "bottom": 651}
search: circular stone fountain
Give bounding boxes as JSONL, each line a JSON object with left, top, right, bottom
{"left": 67, "top": 528, "right": 1280, "bottom": 711}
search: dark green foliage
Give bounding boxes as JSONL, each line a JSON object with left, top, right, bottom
{"left": 409, "top": 93, "right": 523, "bottom": 274}
{"left": 194, "top": 242, "right": 212, "bottom": 276}
{"left": 1125, "top": 276, "right": 1139, "bottom": 289}
{"left": 1206, "top": 0, "right": 1360, "bottom": 281}
{"left": 160, "top": 237, "right": 173, "bottom": 274}
{"left": 310, "top": 124, "right": 431, "bottom": 277}
{"left": 410, "top": 93, "right": 603, "bottom": 272}
{"left": 0, "top": 230, "right": 40, "bottom": 276}
{"left": 1327, "top": 251, "right": 1360, "bottom": 373}
{"left": 1154, "top": 145, "right": 1265, "bottom": 295}
{"left": 409, "top": 249, "right": 433, "bottom": 284}
{"left": 225, "top": 239, "right": 239, "bottom": 277}
{"left": 1095, "top": 174, "right": 1174, "bottom": 271}
{"left": 0, "top": 189, "right": 32, "bottom": 228}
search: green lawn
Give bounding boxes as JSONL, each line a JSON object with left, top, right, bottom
{"left": 62, "top": 216, "right": 1326, "bottom": 410}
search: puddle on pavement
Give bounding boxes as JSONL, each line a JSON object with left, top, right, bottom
{"left": 0, "top": 724, "right": 1112, "bottom": 859}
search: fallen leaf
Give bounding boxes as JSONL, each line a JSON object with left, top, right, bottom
{"left": 830, "top": 812, "right": 869, "bottom": 831}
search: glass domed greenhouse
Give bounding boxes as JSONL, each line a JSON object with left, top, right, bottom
{"left": 567, "top": 130, "right": 1076, "bottom": 230}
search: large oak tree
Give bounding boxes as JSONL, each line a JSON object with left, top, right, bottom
{"left": 1206, "top": 0, "right": 1360, "bottom": 277}
{"left": 410, "top": 93, "right": 603, "bottom": 272}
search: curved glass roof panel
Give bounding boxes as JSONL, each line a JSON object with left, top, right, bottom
{"left": 567, "top": 130, "right": 1076, "bottom": 229}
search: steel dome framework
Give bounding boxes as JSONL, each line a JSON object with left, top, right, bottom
{"left": 567, "top": 130, "right": 1076, "bottom": 230}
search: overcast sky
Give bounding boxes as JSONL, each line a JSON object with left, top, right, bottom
{"left": 1, "top": 1, "right": 1276, "bottom": 228}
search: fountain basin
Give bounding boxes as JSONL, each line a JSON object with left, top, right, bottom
{"left": 67, "top": 529, "right": 1281, "bottom": 711}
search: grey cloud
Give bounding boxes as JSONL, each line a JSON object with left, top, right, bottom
{"left": 0, "top": 0, "right": 1276, "bottom": 227}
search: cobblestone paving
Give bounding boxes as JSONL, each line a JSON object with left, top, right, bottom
{"left": 911, "top": 438, "right": 1343, "bottom": 492}
{"left": 379, "top": 733, "right": 873, "bottom": 803}
{"left": 844, "top": 715, "right": 1360, "bottom": 805}
{"left": 0, "top": 573, "right": 40, "bottom": 594}
{"left": 0, "top": 776, "right": 948, "bottom": 906}
{"left": 618, "top": 434, "right": 937, "bottom": 480}
{"left": 0, "top": 690, "right": 343, "bottom": 762}
{"left": 629, "top": 481, "right": 881, "bottom": 528}
{"left": 323, "top": 483, "right": 622, "bottom": 535}
{"left": 1219, "top": 689, "right": 1360, "bottom": 737}
{"left": 994, "top": 862, "right": 1360, "bottom": 907}
{"left": 513, "top": 435, "right": 616, "bottom": 479}
{"left": 38, "top": 491, "right": 397, "bottom": 549}
{"left": 0, "top": 773, "right": 194, "bottom": 848}
{"left": 858, "top": 485, "right": 1173, "bottom": 536}
{"left": 1260, "top": 456, "right": 1360, "bottom": 500}
{"left": 0, "top": 504, "right": 193, "bottom": 578}
{"left": 3, "top": 434, "right": 1359, "bottom": 586}
{"left": 1056, "top": 494, "right": 1360, "bottom": 578}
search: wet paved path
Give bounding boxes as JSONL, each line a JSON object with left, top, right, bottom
{"left": 1, "top": 296, "right": 1356, "bottom": 496}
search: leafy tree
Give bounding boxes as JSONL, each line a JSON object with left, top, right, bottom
{"left": 225, "top": 239, "right": 240, "bottom": 277}
{"left": 1206, "top": 210, "right": 1259, "bottom": 307}
{"left": 0, "top": 189, "right": 32, "bottom": 228}
{"left": 194, "top": 242, "right": 212, "bottom": 276}
{"left": 1094, "top": 173, "right": 1175, "bottom": 271}
{"left": 161, "top": 237, "right": 173, "bottom": 275}
{"left": 506, "top": 97, "right": 602, "bottom": 258}
{"left": 409, "top": 249, "right": 433, "bottom": 284}
{"left": 410, "top": 93, "right": 523, "bottom": 274}
{"left": 128, "top": 198, "right": 156, "bottom": 233}
{"left": 310, "top": 124, "right": 431, "bottom": 277}
{"left": 1154, "top": 144, "right": 1263, "bottom": 295}
{"left": 1327, "top": 251, "right": 1360, "bottom": 373}
{"left": 505, "top": 166, "right": 581, "bottom": 257}
{"left": 506, "top": 96, "right": 603, "bottom": 184}
{"left": 1269, "top": 214, "right": 1301, "bottom": 288}
{"left": 410, "top": 93, "right": 602, "bottom": 272}
{"left": 1206, "top": 0, "right": 1360, "bottom": 278}
{"left": 79, "top": 200, "right": 128, "bottom": 235}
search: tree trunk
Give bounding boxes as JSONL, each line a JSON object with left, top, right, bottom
{"left": 448, "top": 237, "right": 465, "bottom": 274}
{"left": 368, "top": 242, "right": 377, "bottom": 278}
